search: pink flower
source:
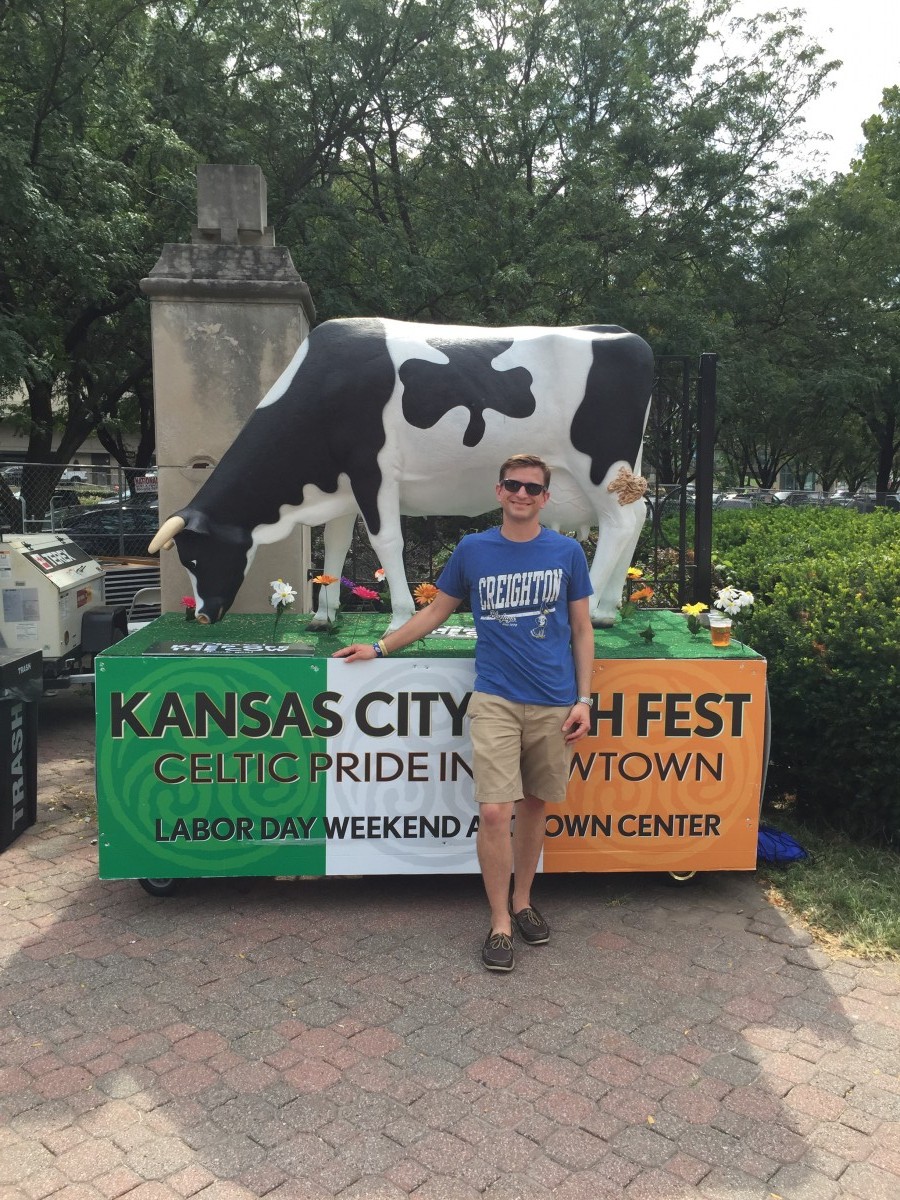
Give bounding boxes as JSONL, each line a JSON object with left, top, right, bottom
{"left": 181, "top": 596, "right": 196, "bottom": 609}
{"left": 352, "top": 585, "right": 380, "bottom": 601}
{"left": 374, "top": 567, "right": 386, "bottom": 581}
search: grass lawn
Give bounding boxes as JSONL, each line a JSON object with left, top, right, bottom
{"left": 758, "top": 808, "right": 900, "bottom": 959}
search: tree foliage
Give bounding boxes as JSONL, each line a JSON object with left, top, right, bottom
{"left": 714, "top": 82, "right": 900, "bottom": 494}
{"left": 0, "top": 0, "right": 896, "bottom": 492}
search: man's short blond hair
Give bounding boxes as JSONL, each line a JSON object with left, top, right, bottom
{"left": 498, "top": 453, "right": 551, "bottom": 487}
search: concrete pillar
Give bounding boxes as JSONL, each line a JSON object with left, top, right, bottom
{"left": 140, "top": 164, "right": 316, "bottom": 615}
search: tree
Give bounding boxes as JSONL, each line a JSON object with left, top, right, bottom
{"left": 259, "top": 0, "right": 838, "bottom": 332}
{"left": 843, "top": 88, "right": 900, "bottom": 494}
{"left": 0, "top": 0, "right": 843, "bottom": 488}
{"left": 0, "top": 2, "right": 187, "bottom": 512}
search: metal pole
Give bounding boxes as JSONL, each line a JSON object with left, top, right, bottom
{"left": 678, "top": 358, "right": 691, "bottom": 605}
{"left": 694, "top": 353, "right": 717, "bottom": 603}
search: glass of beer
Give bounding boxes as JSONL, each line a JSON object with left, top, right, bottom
{"left": 709, "top": 614, "right": 732, "bottom": 647}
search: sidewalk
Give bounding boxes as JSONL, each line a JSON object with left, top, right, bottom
{"left": 1, "top": 690, "right": 899, "bottom": 1200}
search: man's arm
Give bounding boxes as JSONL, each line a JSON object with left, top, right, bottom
{"left": 561, "top": 596, "right": 595, "bottom": 743}
{"left": 332, "top": 590, "right": 462, "bottom": 661}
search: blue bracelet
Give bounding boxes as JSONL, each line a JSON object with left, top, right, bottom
{"left": 372, "top": 642, "right": 383, "bottom": 658}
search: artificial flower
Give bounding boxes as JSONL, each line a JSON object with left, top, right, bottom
{"left": 181, "top": 595, "right": 196, "bottom": 609}
{"left": 414, "top": 582, "right": 439, "bottom": 606}
{"left": 352, "top": 585, "right": 380, "bottom": 601}
{"left": 270, "top": 579, "right": 298, "bottom": 609}
{"left": 626, "top": 567, "right": 643, "bottom": 579}
{"left": 681, "top": 600, "right": 708, "bottom": 636}
{"left": 311, "top": 574, "right": 338, "bottom": 587}
{"left": 714, "top": 586, "right": 754, "bottom": 617}
{"left": 628, "top": 586, "right": 655, "bottom": 604}
{"left": 374, "top": 567, "right": 386, "bottom": 581}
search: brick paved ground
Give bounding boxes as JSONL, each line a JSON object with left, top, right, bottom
{"left": 1, "top": 688, "right": 899, "bottom": 1199}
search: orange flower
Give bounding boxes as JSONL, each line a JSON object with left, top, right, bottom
{"left": 311, "top": 574, "right": 338, "bottom": 586}
{"left": 628, "top": 586, "right": 655, "bottom": 604}
{"left": 414, "top": 582, "right": 439, "bottom": 606}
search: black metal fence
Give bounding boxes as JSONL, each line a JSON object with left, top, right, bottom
{"left": 638, "top": 353, "right": 716, "bottom": 609}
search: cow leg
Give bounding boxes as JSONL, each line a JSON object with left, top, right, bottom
{"left": 308, "top": 511, "right": 357, "bottom": 629}
{"left": 364, "top": 511, "right": 415, "bottom": 631}
{"left": 588, "top": 498, "right": 646, "bottom": 626}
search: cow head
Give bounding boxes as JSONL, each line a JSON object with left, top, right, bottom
{"left": 149, "top": 512, "right": 253, "bottom": 624}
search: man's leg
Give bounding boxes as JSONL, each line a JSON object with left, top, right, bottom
{"left": 477, "top": 802, "right": 515, "bottom": 936}
{"left": 509, "top": 702, "right": 569, "bottom": 946}
{"left": 510, "top": 793, "right": 546, "bottom": 914}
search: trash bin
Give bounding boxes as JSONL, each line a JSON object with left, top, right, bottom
{"left": 0, "top": 650, "right": 42, "bottom": 851}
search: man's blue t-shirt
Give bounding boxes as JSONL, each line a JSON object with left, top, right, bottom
{"left": 436, "top": 526, "right": 593, "bottom": 706}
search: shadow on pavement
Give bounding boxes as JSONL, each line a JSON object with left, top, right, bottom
{"left": 1, "top": 691, "right": 898, "bottom": 1199}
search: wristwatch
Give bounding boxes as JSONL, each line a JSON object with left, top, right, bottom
{"left": 577, "top": 695, "right": 592, "bottom": 705}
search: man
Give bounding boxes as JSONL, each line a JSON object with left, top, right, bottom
{"left": 334, "top": 454, "right": 595, "bottom": 972}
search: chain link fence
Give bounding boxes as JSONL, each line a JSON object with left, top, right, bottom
{"left": 0, "top": 462, "right": 159, "bottom": 557}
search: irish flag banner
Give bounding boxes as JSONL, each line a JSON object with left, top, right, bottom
{"left": 95, "top": 614, "right": 766, "bottom": 881}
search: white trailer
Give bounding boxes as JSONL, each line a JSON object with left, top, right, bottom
{"left": 0, "top": 532, "right": 127, "bottom": 684}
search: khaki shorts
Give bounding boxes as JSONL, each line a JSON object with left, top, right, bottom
{"left": 467, "top": 690, "right": 572, "bottom": 805}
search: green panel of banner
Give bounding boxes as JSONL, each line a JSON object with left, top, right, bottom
{"left": 95, "top": 651, "right": 329, "bottom": 879}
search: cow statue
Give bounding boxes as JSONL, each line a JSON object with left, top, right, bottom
{"left": 149, "top": 317, "right": 654, "bottom": 629}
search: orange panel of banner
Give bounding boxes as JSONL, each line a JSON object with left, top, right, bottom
{"left": 544, "top": 657, "right": 767, "bottom": 874}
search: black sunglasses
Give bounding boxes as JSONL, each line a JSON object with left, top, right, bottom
{"left": 500, "top": 478, "right": 547, "bottom": 497}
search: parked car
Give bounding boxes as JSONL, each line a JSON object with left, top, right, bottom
{"left": 650, "top": 487, "right": 696, "bottom": 522}
{"left": 2, "top": 464, "right": 87, "bottom": 484}
{"left": 715, "top": 493, "right": 753, "bottom": 509}
{"left": 850, "top": 492, "right": 900, "bottom": 513}
{"left": 61, "top": 501, "right": 160, "bottom": 558}
{"left": 827, "top": 492, "right": 870, "bottom": 511}
{"left": 777, "top": 491, "right": 829, "bottom": 507}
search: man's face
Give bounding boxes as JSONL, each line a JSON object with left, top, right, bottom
{"left": 495, "top": 465, "right": 550, "bottom": 522}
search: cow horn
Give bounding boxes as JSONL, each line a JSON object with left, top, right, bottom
{"left": 148, "top": 515, "right": 186, "bottom": 553}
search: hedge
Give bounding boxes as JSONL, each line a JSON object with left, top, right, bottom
{"left": 711, "top": 507, "right": 900, "bottom": 844}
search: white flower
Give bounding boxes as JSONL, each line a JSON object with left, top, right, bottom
{"left": 270, "top": 579, "right": 297, "bottom": 609}
{"left": 714, "top": 586, "right": 754, "bottom": 616}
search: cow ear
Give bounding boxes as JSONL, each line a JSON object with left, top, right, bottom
{"left": 177, "top": 508, "right": 212, "bottom": 536}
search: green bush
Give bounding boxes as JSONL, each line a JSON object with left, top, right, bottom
{"left": 712, "top": 508, "right": 900, "bottom": 844}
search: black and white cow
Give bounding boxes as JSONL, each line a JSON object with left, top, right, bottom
{"left": 150, "top": 317, "right": 654, "bottom": 628}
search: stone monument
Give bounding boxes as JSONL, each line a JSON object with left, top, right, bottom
{"left": 140, "top": 164, "right": 316, "bottom": 614}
